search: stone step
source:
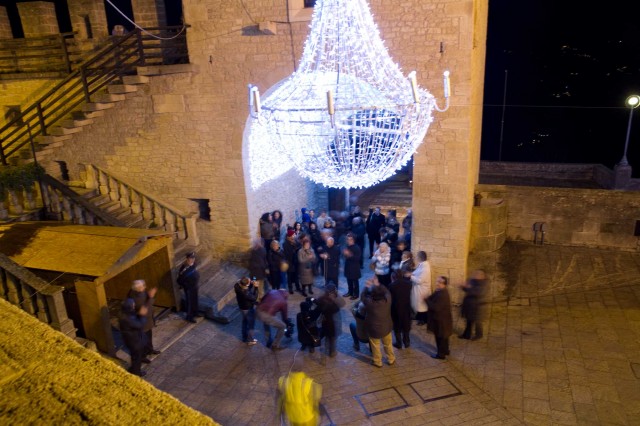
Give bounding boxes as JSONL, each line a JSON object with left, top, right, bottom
{"left": 137, "top": 64, "right": 195, "bottom": 76}
{"left": 49, "top": 126, "right": 83, "bottom": 136}
{"left": 93, "top": 93, "right": 126, "bottom": 103}
{"left": 60, "top": 118, "right": 94, "bottom": 128}
{"left": 82, "top": 102, "right": 116, "bottom": 112}
{"left": 107, "top": 84, "right": 138, "bottom": 94}
{"left": 36, "top": 134, "right": 73, "bottom": 144}
{"left": 72, "top": 110, "right": 105, "bottom": 119}
{"left": 100, "top": 200, "right": 122, "bottom": 213}
{"left": 122, "top": 75, "right": 150, "bottom": 85}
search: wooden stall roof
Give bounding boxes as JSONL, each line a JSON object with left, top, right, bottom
{"left": 0, "top": 222, "right": 172, "bottom": 277}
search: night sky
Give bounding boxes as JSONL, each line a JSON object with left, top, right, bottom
{"left": 482, "top": 1, "right": 640, "bottom": 173}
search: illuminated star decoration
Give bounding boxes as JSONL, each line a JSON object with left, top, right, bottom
{"left": 249, "top": 0, "right": 449, "bottom": 189}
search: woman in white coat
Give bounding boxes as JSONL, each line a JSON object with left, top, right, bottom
{"left": 411, "top": 251, "right": 432, "bottom": 325}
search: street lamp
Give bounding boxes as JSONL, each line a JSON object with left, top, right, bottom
{"left": 618, "top": 94, "right": 640, "bottom": 166}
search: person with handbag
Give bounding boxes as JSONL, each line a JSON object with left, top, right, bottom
{"left": 297, "top": 298, "right": 322, "bottom": 353}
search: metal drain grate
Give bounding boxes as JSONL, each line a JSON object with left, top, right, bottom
{"left": 409, "top": 376, "right": 462, "bottom": 403}
{"left": 355, "top": 387, "right": 409, "bottom": 417}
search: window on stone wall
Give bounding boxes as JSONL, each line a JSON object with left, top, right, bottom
{"left": 190, "top": 199, "right": 211, "bottom": 222}
{"left": 288, "top": 0, "right": 314, "bottom": 22}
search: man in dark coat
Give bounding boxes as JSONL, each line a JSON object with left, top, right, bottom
{"left": 318, "top": 237, "right": 340, "bottom": 287}
{"left": 267, "top": 240, "right": 287, "bottom": 290}
{"left": 177, "top": 252, "right": 199, "bottom": 323}
{"left": 361, "top": 277, "right": 396, "bottom": 368}
{"left": 234, "top": 277, "right": 258, "bottom": 345}
{"left": 426, "top": 276, "right": 453, "bottom": 359}
{"left": 127, "top": 279, "right": 159, "bottom": 360}
{"left": 248, "top": 238, "right": 269, "bottom": 300}
{"left": 314, "top": 284, "right": 345, "bottom": 357}
{"left": 366, "top": 207, "right": 385, "bottom": 258}
{"left": 342, "top": 233, "right": 362, "bottom": 299}
{"left": 283, "top": 230, "right": 302, "bottom": 294}
{"left": 350, "top": 217, "right": 366, "bottom": 269}
{"left": 459, "top": 269, "right": 488, "bottom": 340}
{"left": 389, "top": 269, "right": 413, "bottom": 349}
{"left": 119, "top": 298, "right": 148, "bottom": 377}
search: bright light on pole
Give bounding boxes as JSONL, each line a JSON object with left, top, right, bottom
{"left": 619, "top": 94, "right": 640, "bottom": 167}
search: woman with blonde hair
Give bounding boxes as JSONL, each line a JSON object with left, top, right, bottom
{"left": 371, "top": 242, "right": 391, "bottom": 288}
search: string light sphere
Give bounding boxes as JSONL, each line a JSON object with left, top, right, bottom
{"left": 250, "top": 0, "right": 448, "bottom": 189}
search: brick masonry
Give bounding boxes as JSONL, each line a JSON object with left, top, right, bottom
{"left": 17, "top": 1, "right": 60, "bottom": 37}
{"left": 42, "top": 0, "right": 486, "bottom": 278}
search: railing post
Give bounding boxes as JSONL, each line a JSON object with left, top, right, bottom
{"left": 60, "top": 33, "right": 72, "bottom": 73}
{"left": 80, "top": 66, "right": 91, "bottom": 103}
{"left": 185, "top": 212, "right": 199, "bottom": 245}
{"left": 136, "top": 29, "right": 146, "bottom": 65}
{"left": 0, "top": 143, "right": 6, "bottom": 166}
{"left": 36, "top": 103, "right": 47, "bottom": 136}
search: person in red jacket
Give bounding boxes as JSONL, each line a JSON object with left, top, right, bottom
{"left": 256, "top": 289, "right": 289, "bottom": 350}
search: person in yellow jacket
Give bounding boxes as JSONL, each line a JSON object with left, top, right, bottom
{"left": 277, "top": 368, "right": 322, "bottom": 426}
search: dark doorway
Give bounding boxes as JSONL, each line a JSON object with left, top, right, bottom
{"left": 104, "top": 0, "right": 135, "bottom": 33}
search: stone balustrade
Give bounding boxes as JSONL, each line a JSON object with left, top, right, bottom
{"left": 82, "top": 164, "right": 199, "bottom": 245}
{"left": 0, "top": 252, "right": 76, "bottom": 337}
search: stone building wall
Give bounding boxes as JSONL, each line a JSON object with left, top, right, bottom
{"left": 477, "top": 184, "right": 640, "bottom": 250}
{"left": 42, "top": 0, "right": 487, "bottom": 272}
{"left": 0, "top": 79, "right": 62, "bottom": 125}
{"left": 0, "top": 6, "right": 12, "bottom": 39}
{"left": 389, "top": 0, "right": 488, "bottom": 286}
{"left": 17, "top": 1, "right": 59, "bottom": 37}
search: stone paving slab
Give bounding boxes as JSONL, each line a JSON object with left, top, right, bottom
{"left": 142, "top": 242, "right": 640, "bottom": 425}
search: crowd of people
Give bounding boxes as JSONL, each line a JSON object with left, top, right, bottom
{"left": 118, "top": 205, "right": 489, "bottom": 381}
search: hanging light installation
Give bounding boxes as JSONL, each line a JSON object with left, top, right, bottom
{"left": 249, "top": 0, "right": 450, "bottom": 189}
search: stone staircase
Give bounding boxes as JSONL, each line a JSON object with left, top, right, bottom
{"left": 13, "top": 64, "right": 194, "bottom": 170}
{"left": 353, "top": 172, "right": 413, "bottom": 222}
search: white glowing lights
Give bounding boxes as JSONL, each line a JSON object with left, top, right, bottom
{"left": 250, "top": 0, "right": 450, "bottom": 188}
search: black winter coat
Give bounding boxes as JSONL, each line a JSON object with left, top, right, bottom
{"left": 426, "top": 288, "right": 453, "bottom": 338}
{"left": 343, "top": 243, "right": 362, "bottom": 280}
{"left": 234, "top": 282, "right": 258, "bottom": 310}
{"left": 248, "top": 246, "right": 268, "bottom": 280}
{"left": 389, "top": 276, "right": 412, "bottom": 325}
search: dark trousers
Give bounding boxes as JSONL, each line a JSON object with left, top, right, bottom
{"left": 435, "top": 335, "right": 450, "bottom": 357}
{"left": 347, "top": 278, "right": 359, "bottom": 297}
{"left": 325, "top": 275, "right": 339, "bottom": 288}
{"left": 143, "top": 329, "right": 153, "bottom": 354}
{"left": 349, "top": 322, "right": 369, "bottom": 351}
{"left": 367, "top": 233, "right": 380, "bottom": 257}
{"left": 127, "top": 343, "right": 144, "bottom": 375}
{"left": 392, "top": 314, "right": 411, "bottom": 348}
{"left": 462, "top": 319, "right": 483, "bottom": 338}
{"left": 184, "top": 286, "right": 199, "bottom": 320}
{"left": 287, "top": 269, "right": 300, "bottom": 291}
{"left": 376, "top": 274, "right": 391, "bottom": 288}
{"left": 241, "top": 308, "right": 255, "bottom": 341}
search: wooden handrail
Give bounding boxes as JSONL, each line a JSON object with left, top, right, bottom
{"left": 0, "top": 26, "right": 189, "bottom": 165}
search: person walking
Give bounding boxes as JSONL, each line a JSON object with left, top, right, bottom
{"left": 411, "top": 251, "right": 432, "bottom": 325}
{"left": 361, "top": 277, "right": 396, "bottom": 368}
{"left": 389, "top": 268, "right": 413, "bottom": 349}
{"left": 234, "top": 277, "right": 258, "bottom": 345}
{"left": 256, "top": 289, "right": 289, "bottom": 350}
{"left": 119, "top": 298, "right": 148, "bottom": 377}
{"left": 426, "top": 276, "right": 453, "bottom": 359}
{"left": 127, "top": 279, "right": 160, "bottom": 359}
{"left": 342, "top": 233, "right": 362, "bottom": 299}
{"left": 177, "top": 252, "right": 200, "bottom": 323}
{"left": 277, "top": 364, "right": 322, "bottom": 426}
{"left": 459, "top": 269, "right": 488, "bottom": 340}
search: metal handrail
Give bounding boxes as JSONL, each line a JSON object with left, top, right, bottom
{"left": 0, "top": 26, "right": 189, "bottom": 166}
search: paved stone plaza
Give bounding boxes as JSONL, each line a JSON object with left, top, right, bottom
{"left": 144, "top": 242, "right": 640, "bottom": 425}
